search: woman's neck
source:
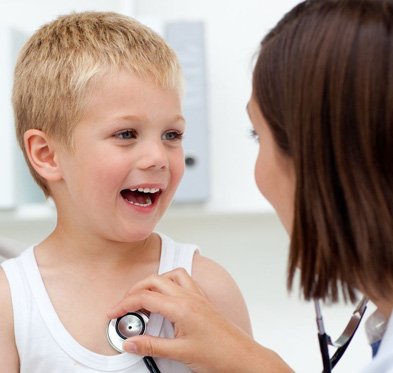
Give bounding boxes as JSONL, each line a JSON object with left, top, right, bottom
{"left": 373, "top": 299, "right": 393, "bottom": 319}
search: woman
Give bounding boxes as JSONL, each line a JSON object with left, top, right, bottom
{"left": 109, "top": 0, "right": 393, "bottom": 371}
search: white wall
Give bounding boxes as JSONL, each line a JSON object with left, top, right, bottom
{"left": 0, "top": 0, "right": 134, "bottom": 30}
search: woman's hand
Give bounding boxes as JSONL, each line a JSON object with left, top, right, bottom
{"left": 108, "top": 268, "right": 293, "bottom": 373}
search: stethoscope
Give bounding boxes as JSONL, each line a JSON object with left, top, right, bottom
{"left": 315, "top": 297, "right": 368, "bottom": 372}
{"left": 107, "top": 311, "right": 162, "bottom": 373}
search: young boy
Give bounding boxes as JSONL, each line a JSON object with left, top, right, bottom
{"left": 0, "top": 12, "right": 252, "bottom": 372}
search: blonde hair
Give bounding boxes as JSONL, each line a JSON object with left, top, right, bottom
{"left": 13, "top": 11, "right": 182, "bottom": 196}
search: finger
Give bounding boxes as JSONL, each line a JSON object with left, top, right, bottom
{"left": 108, "top": 270, "right": 207, "bottom": 320}
{"left": 125, "top": 269, "right": 204, "bottom": 298}
{"left": 160, "top": 268, "right": 204, "bottom": 295}
{"left": 130, "top": 274, "right": 182, "bottom": 294}
{"left": 108, "top": 289, "right": 181, "bottom": 320}
{"left": 123, "top": 335, "right": 185, "bottom": 361}
{"left": 124, "top": 272, "right": 200, "bottom": 299}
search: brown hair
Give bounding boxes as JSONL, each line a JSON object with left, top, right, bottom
{"left": 13, "top": 11, "right": 181, "bottom": 196}
{"left": 253, "top": 0, "right": 393, "bottom": 302}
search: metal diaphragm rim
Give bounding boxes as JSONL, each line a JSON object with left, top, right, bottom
{"left": 107, "top": 312, "right": 149, "bottom": 353}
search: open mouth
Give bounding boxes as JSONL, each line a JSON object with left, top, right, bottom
{"left": 120, "top": 187, "right": 162, "bottom": 207}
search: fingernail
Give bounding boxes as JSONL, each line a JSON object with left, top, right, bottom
{"left": 123, "top": 341, "right": 137, "bottom": 354}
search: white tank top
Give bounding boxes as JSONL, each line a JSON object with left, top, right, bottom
{"left": 1, "top": 233, "right": 197, "bottom": 373}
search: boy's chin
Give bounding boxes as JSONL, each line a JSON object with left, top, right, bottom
{"left": 117, "top": 224, "right": 160, "bottom": 243}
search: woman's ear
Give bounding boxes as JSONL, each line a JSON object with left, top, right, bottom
{"left": 23, "top": 129, "right": 63, "bottom": 182}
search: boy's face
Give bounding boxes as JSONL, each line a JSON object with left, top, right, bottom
{"left": 53, "top": 70, "right": 185, "bottom": 242}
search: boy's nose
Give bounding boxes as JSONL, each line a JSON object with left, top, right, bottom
{"left": 136, "top": 141, "right": 169, "bottom": 170}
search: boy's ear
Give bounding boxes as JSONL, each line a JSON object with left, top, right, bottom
{"left": 23, "top": 129, "right": 63, "bottom": 181}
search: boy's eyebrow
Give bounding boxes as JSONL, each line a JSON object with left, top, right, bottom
{"left": 171, "top": 114, "right": 186, "bottom": 124}
{"left": 115, "top": 114, "right": 186, "bottom": 124}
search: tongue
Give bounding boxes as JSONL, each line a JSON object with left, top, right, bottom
{"left": 122, "top": 190, "right": 151, "bottom": 204}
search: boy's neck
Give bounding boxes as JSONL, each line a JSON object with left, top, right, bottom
{"left": 35, "top": 227, "right": 161, "bottom": 272}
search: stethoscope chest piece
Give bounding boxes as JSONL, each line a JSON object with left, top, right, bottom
{"left": 107, "top": 311, "right": 149, "bottom": 353}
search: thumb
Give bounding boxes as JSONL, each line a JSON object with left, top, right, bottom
{"left": 123, "top": 335, "right": 180, "bottom": 360}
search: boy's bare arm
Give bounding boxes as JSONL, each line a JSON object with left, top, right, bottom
{"left": 0, "top": 269, "right": 19, "bottom": 372}
{"left": 191, "top": 254, "right": 253, "bottom": 336}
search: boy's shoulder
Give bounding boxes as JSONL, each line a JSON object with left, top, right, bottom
{"left": 0, "top": 264, "right": 14, "bottom": 319}
{"left": 192, "top": 252, "right": 229, "bottom": 275}
{"left": 191, "top": 253, "right": 240, "bottom": 294}
{"left": 0, "top": 265, "right": 11, "bottom": 298}
{"left": 0, "top": 266, "right": 19, "bottom": 371}
{"left": 0, "top": 252, "right": 27, "bottom": 324}
{"left": 191, "top": 253, "right": 252, "bottom": 334}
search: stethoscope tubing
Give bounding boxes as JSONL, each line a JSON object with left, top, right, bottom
{"left": 318, "top": 333, "right": 332, "bottom": 373}
{"left": 143, "top": 356, "right": 161, "bottom": 373}
{"left": 315, "top": 297, "right": 368, "bottom": 372}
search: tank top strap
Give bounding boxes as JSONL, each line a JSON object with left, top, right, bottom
{"left": 157, "top": 233, "right": 199, "bottom": 275}
{"left": 1, "top": 247, "right": 34, "bottom": 354}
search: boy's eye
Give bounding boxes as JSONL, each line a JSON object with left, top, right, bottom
{"left": 114, "top": 129, "right": 137, "bottom": 140}
{"left": 162, "top": 131, "right": 184, "bottom": 141}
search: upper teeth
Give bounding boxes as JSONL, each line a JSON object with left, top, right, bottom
{"left": 130, "top": 187, "right": 160, "bottom": 193}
